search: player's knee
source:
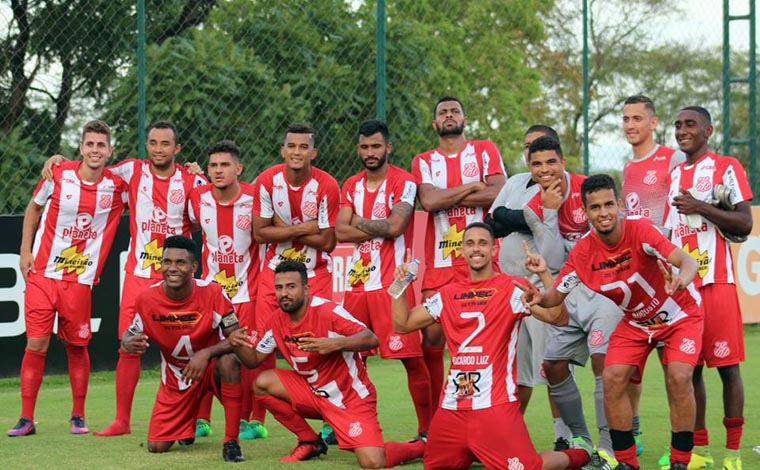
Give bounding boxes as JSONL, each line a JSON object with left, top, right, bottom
{"left": 666, "top": 368, "right": 694, "bottom": 396}
{"left": 216, "top": 353, "right": 240, "bottom": 383}
{"left": 253, "top": 369, "right": 277, "bottom": 395}
{"left": 717, "top": 364, "right": 741, "bottom": 383}
{"left": 602, "top": 367, "right": 628, "bottom": 393}
{"left": 26, "top": 336, "right": 51, "bottom": 353}
{"left": 355, "top": 450, "right": 386, "bottom": 469}
{"left": 542, "top": 360, "right": 566, "bottom": 381}
{"left": 148, "top": 441, "right": 173, "bottom": 453}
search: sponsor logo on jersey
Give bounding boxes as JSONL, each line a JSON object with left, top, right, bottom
{"left": 446, "top": 206, "right": 477, "bottom": 217}
{"left": 236, "top": 214, "right": 251, "bottom": 230}
{"left": 714, "top": 340, "right": 730, "bottom": 358}
{"left": 591, "top": 249, "right": 632, "bottom": 272}
{"left": 140, "top": 239, "right": 163, "bottom": 271}
{"left": 680, "top": 338, "right": 697, "bottom": 355}
{"left": 212, "top": 235, "right": 245, "bottom": 264}
{"left": 643, "top": 170, "right": 658, "bottom": 185}
{"left": 626, "top": 192, "right": 641, "bottom": 211}
{"left": 358, "top": 240, "right": 381, "bottom": 254}
{"left": 62, "top": 213, "right": 99, "bottom": 240}
{"left": 151, "top": 311, "right": 201, "bottom": 325}
{"left": 283, "top": 331, "right": 314, "bottom": 345}
{"left": 683, "top": 242, "right": 710, "bottom": 279}
{"left": 453, "top": 371, "right": 481, "bottom": 399}
{"left": 439, "top": 224, "right": 464, "bottom": 259}
{"left": 347, "top": 258, "right": 374, "bottom": 286}
{"left": 215, "top": 270, "right": 243, "bottom": 299}
{"left": 348, "top": 422, "right": 363, "bottom": 438}
{"left": 453, "top": 288, "right": 496, "bottom": 301}
{"left": 653, "top": 156, "right": 667, "bottom": 162}
{"left": 141, "top": 207, "right": 177, "bottom": 235}
{"left": 279, "top": 247, "right": 309, "bottom": 264}
{"left": 54, "top": 245, "right": 93, "bottom": 274}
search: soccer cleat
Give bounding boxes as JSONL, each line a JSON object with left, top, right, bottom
{"left": 671, "top": 464, "right": 688, "bottom": 470}
{"left": 222, "top": 438, "right": 245, "bottom": 462}
{"left": 409, "top": 430, "right": 428, "bottom": 443}
{"left": 635, "top": 434, "right": 643, "bottom": 456}
{"left": 70, "top": 415, "right": 89, "bottom": 434}
{"left": 613, "top": 464, "right": 638, "bottom": 470}
{"left": 239, "top": 419, "right": 268, "bottom": 440}
{"left": 554, "top": 437, "right": 571, "bottom": 451}
{"left": 580, "top": 451, "right": 613, "bottom": 470}
{"left": 722, "top": 455, "right": 742, "bottom": 470}
{"left": 598, "top": 449, "right": 618, "bottom": 467}
{"left": 320, "top": 422, "right": 338, "bottom": 445}
{"left": 7, "top": 417, "right": 35, "bottom": 437}
{"left": 195, "top": 419, "right": 213, "bottom": 438}
{"left": 178, "top": 437, "right": 196, "bottom": 446}
{"left": 279, "top": 439, "right": 328, "bottom": 462}
{"left": 659, "top": 447, "right": 714, "bottom": 470}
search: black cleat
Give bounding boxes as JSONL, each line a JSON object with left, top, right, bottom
{"left": 553, "top": 437, "right": 570, "bottom": 451}
{"left": 223, "top": 439, "right": 245, "bottom": 462}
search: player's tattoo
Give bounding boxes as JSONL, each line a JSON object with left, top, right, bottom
{"left": 355, "top": 202, "right": 413, "bottom": 237}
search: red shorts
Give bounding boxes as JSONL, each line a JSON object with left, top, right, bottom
{"left": 275, "top": 369, "right": 384, "bottom": 450}
{"left": 699, "top": 283, "right": 745, "bottom": 367}
{"left": 605, "top": 313, "right": 704, "bottom": 380}
{"left": 118, "top": 273, "right": 157, "bottom": 337}
{"left": 343, "top": 289, "right": 422, "bottom": 359}
{"left": 421, "top": 261, "right": 500, "bottom": 292}
{"left": 24, "top": 272, "right": 92, "bottom": 345}
{"left": 233, "top": 300, "right": 256, "bottom": 331}
{"left": 255, "top": 267, "right": 332, "bottom": 334}
{"left": 423, "top": 402, "right": 543, "bottom": 470}
{"left": 148, "top": 358, "right": 220, "bottom": 442}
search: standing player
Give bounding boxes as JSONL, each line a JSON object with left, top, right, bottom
{"left": 390, "top": 222, "right": 598, "bottom": 470}
{"left": 411, "top": 96, "right": 506, "bottom": 407}
{"left": 188, "top": 140, "right": 268, "bottom": 440}
{"left": 121, "top": 235, "right": 244, "bottom": 462}
{"left": 522, "top": 174, "right": 703, "bottom": 470}
{"left": 229, "top": 261, "right": 424, "bottom": 468}
{"left": 8, "top": 120, "right": 127, "bottom": 436}
{"left": 663, "top": 107, "right": 753, "bottom": 470}
{"left": 621, "top": 94, "right": 685, "bottom": 460}
{"left": 335, "top": 119, "right": 432, "bottom": 441}
{"left": 523, "top": 136, "right": 621, "bottom": 464}
{"left": 252, "top": 123, "right": 341, "bottom": 442}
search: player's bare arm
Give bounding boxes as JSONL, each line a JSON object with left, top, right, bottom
{"left": 295, "top": 226, "right": 337, "bottom": 252}
{"left": 252, "top": 214, "right": 319, "bottom": 244}
{"left": 297, "top": 328, "right": 378, "bottom": 354}
{"left": 389, "top": 252, "right": 437, "bottom": 333}
{"left": 41, "top": 154, "right": 67, "bottom": 180}
{"left": 121, "top": 329, "right": 149, "bottom": 355}
{"left": 229, "top": 327, "right": 270, "bottom": 369}
{"left": 460, "top": 174, "right": 507, "bottom": 207}
{"left": 673, "top": 190, "right": 752, "bottom": 236}
{"left": 519, "top": 241, "right": 567, "bottom": 308}
{"left": 660, "top": 245, "right": 699, "bottom": 294}
{"left": 354, "top": 201, "right": 414, "bottom": 238}
{"left": 416, "top": 181, "right": 485, "bottom": 212}
{"left": 19, "top": 199, "right": 43, "bottom": 282}
{"left": 335, "top": 206, "right": 373, "bottom": 242}
{"left": 181, "top": 339, "right": 233, "bottom": 382}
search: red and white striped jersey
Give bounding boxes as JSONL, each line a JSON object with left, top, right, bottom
{"left": 188, "top": 183, "right": 263, "bottom": 304}
{"left": 256, "top": 296, "right": 375, "bottom": 408}
{"left": 110, "top": 159, "right": 207, "bottom": 279}
{"left": 253, "top": 164, "right": 340, "bottom": 277}
{"left": 525, "top": 172, "right": 588, "bottom": 242}
{"left": 411, "top": 140, "right": 506, "bottom": 270}
{"left": 341, "top": 165, "right": 417, "bottom": 292}
{"left": 423, "top": 273, "right": 528, "bottom": 410}
{"left": 556, "top": 217, "right": 701, "bottom": 329}
{"left": 31, "top": 160, "right": 127, "bottom": 286}
{"left": 664, "top": 151, "right": 753, "bottom": 286}
{"left": 622, "top": 145, "right": 684, "bottom": 228}
{"left": 130, "top": 279, "right": 236, "bottom": 391}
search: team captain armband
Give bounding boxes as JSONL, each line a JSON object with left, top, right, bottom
{"left": 221, "top": 311, "right": 239, "bottom": 329}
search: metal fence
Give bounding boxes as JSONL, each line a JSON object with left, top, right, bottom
{"left": 0, "top": 0, "right": 755, "bottom": 215}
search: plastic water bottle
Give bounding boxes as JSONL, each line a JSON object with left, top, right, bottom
{"left": 435, "top": 210, "right": 451, "bottom": 235}
{"left": 388, "top": 259, "right": 420, "bottom": 299}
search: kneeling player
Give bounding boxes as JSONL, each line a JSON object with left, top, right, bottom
{"left": 230, "top": 261, "right": 424, "bottom": 468}
{"left": 122, "top": 235, "right": 244, "bottom": 462}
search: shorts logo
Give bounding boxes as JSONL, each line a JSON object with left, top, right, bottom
{"left": 714, "top": 341, "right": 730, "bottom": 358}
{"left": 99, "top": 194, "right": 112, "bottom": 209}
{"left": 169, "top": 189, "right": 185, "bottom": 205}
{"left": 388, "top": 335, "right": 403, "bottom": 352}
{"left": 236, "top": 214, "right": 251, "bottom": 230}
{"left": 589, "top": 329, "right": 605, "bottom": 347}
{"left": 348, "top": 421, "right": 363, "bottom": 438}
{"left": 303, "top": 201, "right": 318, "bottom": 218}
{"left": 695, "top": 176, "right": 711, "bottom": 192}
{"left": 463, "top": 162, "right": 478, "bottom": 177}
{"left": 508, "top": 457, "right": 525, "bottom": 470}
{"left": 78, "top": 324, "right": 90, "bottom": 339}
{"left": 372, "top": 202, "right": 386, "bottom": 218}
{"left": 643, "top": 170, "right": 658, "bottom": 185}
{"left": 277, "top": 201, "right": 284, "bottom": 207}
{"left": 680, "top": 338, "right": 697, "bottom": 355}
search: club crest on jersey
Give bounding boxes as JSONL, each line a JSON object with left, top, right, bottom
{"left": 572, "top": 207, "right": 586, "bottom": 224}
{"left": 372, "top": 202, "right": 387, "bottom": 218}
{"left": 507, "top": 457, "right": 525, "bottom": 470}
{"left": 302, "top": 201, "right": 318, "bottom": 218}
{"left": 643, "top": 170, "right": 658, "bottom": 185}
{"left": 388, "top": 335, "right": 403, "bottom": 351}
{"left": 99, "top": 194, "right": 112, "bottom": 209}
{"left": 236, "top": 214, "right": 251, "bottom": 230}
{"left": 714, "top": 341, "right": 730, "bottom": 358}
{"left": 348, "top": 422, "right": 363, "bottom": 438}
{"left": 680, "top": 338, "right": 697, "bottom": 355}
{"left": 169, "top": 189, "right": 185, "bottom": 205}
{"left": 695, "top": 176, "right": 712, "bottom": 192}
{"left": 463, "top": 161, "right": 478, "bottom": 178}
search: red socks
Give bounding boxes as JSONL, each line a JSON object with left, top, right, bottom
{"left": 560, "top": 448, "right": 591, "bottom": 468}
{"left": 258, "top": 394, "right": 319, "bottom": 441}
{"left": 66, "top": 345, "right": 89, "bottom": 418}
{"left": 220, "top": 382, "right": 242, "bottom": 443}
{"left": 249, "top": 354, "right": 276, "bottom": 422}
{"left": 384, "top": 440, "right": 424, "bottom": 467}
{"left": 401, "top": 356, "right": 432, "bottom": 433}
{"left": 20, "top": 349, "right": 47, "bottom": 419}
{"left": 422, "top": 345, "right": 444, "bottom": 411}
{"left": 693, "top": 428, "right": 709, "bottom": 446}
{"left": 724, "top": 417, "right": 744, "bottom": 450}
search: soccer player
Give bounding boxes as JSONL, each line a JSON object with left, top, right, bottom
{"left": 523, "top": 136, "right": 621, "bottom": 464}
{"left": 188, "top": 140, "right": 267, "bottom": 440}
{"left": 487, "top": 124, "right": 574, "bottom": 449}
{"left": 522, "top": 173, "right": 703, "bottom": 470}
{"left": 663, "top": 106, "right": 753, "bottom": 470}
{"left": 335, "top": 119, "right": 432, "bottom": 441}
{"left": 121, "top": 235, "right": 244, "bottom": 462}
{"left": 411, "top": 96, "right": 506, "bottom": 408}
{"left": 252, "top": 123, "right": 340, "bottom": 442}
{"left": 229, "top": 261, "right": 425, "bottom": 468}
{"left": 390, "top": 222, "right": 597, "bottom": 470}
{"left": 8, "top": 120, "right": 127, "bottom": 437}
{"left": 621, "top": 94, "right": 685, "bottom": 460}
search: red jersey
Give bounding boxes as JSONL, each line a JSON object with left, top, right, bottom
{"left": 256, "top": 296, "right": 374, "bottom": 408}
{"left": 253, "top": 164, "right": 340, "bottom": 277}
{"left": 130, "top": 279, "right": 236, "bottom": 391}
{"left": 556, "top": 217, "right": 701, "bottom": 329}
{"left": 411, "top": 140, "right": 506, "bottom": 269}
{"left": 188, "top": 182, "right": 263, "bottom": 304}
{"left": 622, "top": 145, "right": 683, "bottom": 228}
{"left": 663, "top": 151, "right": 753, "bottom": 286}
{"left": 422, "top": 273, "right": 528, "bottom": 411}
{"left": 110, "top": 159, "right": 207, "bottom": 279}
{"left": 341, "top": 165, "right": 417, "bottom": 291}
{"left": 31, "top": 160, "right": 127, "bottom": 286}
{"left": 525, "top": 172, "right": 588, "bottom": 242}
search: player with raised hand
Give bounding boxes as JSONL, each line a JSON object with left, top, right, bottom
{"left": 522, "top": 174, "right": 702, "bottom": 470}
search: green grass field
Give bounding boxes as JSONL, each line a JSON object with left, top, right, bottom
{"left": 1, "top": 326, "right": 759, "bottom": 469}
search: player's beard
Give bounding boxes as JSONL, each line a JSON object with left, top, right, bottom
{"left": 278, "top": 295, "right": 305, "bottom": 313}
{"left": 361, "top": 151, "right": 387, "bottom": 171}
{"left": 436, "top": 120, "right": 465, "bottom": 137}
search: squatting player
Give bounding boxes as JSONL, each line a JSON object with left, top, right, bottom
{"left": 229, "top": 261, "right": 424, "bottom": 468}
{"left": 335, "top": 119, "right": 432, "bottom": 441}
{"left": 121, "top": 235, "right": 244, "bottom": 462}
{"left": 411, "top": 96, "right": 506, "bottom": 407}
{"left": 522, "top": 174, "right": 702, "bottom": 470}
{"left": 390, "top": 222, "right": 599, "bottom": 470}
{"left": 663, "top": 106, "right": 753, "bottom": 470}
{"left": 9, "top": 120, "right": 127, "bottom": 437}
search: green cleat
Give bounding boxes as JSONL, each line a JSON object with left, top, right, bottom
{"left": 195, "top": 419, "right": 214, "bottom": 438}
{"left": 635, "top": 434, "right": 643, "bottom": 456}
{"left": 239, "top": 419, "right": 268, "bottom": 440}
{"left": 722, "top": 449, "right": 741, "bottom": 470}
{"left": 658, "top": 446, "right": 714, "bottom": 470}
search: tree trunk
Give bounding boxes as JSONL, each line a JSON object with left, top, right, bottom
{"left": 2, "top": 0, "right": 32, "bottom": 135}
{"left": 49, "top": 57, "right": 74, "bottom": 154}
